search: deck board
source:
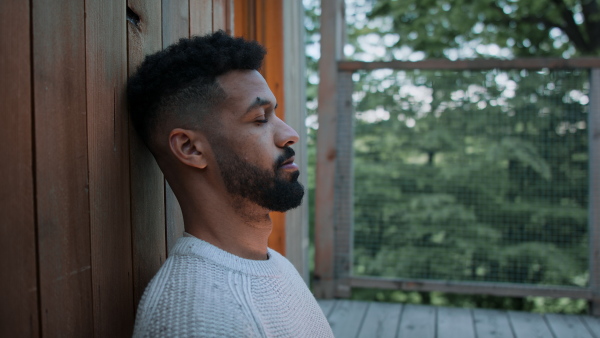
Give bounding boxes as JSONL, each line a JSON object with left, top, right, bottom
{"left": 546, "top": 313, "right": 594, "bottom": 338}
{"left": 327, "top": 300, "right": 369, "bottom": 337}
{"left": 356, "top": 302, "right": 402, "bottom": 338}
{"left": 318, "top": 299, "right": 338, "bottom": 317}
{"left": 318, "top": 299, "right": 599, "bottom": 338}
{"left": 581, "top": 315, "right": 600, "bottom": 337}
{"left": 437, "top": 307, "right": 476, "bottom": 338}
{"left": 473, "top": 309, "right": 514, "bottom": 338}
{"left": 507, "top": 311, "right": 554, "bottom": 338}
{"left": 398, "top": 304, "right": 436, "bottom": 338}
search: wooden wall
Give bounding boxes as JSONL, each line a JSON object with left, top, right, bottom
{"left": 0, "top": 0, "right": 305, "bottom": 336}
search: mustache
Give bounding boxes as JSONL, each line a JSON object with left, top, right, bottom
{"left": 275, "top": 147, "right": 296, "bottom": 169}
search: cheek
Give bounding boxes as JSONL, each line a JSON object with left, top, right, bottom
{"left": 238, "top": 133, "right": 277, "bottom": 165}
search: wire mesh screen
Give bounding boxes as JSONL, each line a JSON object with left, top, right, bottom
{"left": 351, "top": 68, "right": 590, "bottom": 288}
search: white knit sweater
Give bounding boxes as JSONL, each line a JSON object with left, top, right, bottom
{"left": 133, "top": 235, "right": 334, "bottom": 337}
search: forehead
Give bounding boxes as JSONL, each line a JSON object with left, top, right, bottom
{"left": 216, "top": 70, "right": 275, "bottom": 112}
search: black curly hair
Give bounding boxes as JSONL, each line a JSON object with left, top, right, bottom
{"left": 127, "top": 30, "right": 266, "bottom": 150}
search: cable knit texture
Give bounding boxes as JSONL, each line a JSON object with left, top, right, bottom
{"left": 133, "top": 235, "right": 334, "bottom": 337}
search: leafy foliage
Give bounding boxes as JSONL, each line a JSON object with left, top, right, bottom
{"left": 303, "top": 0, "right": 595, "bottom": 314}
{"left": 352, "top": 68, "right": 589, "bottom": 290}
{"left": 368, "top": 0, "right": 600, "bottom": 57}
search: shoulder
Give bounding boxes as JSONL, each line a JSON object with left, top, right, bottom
{"left": 133, "top": 253, "right": 257, "bottom": 337}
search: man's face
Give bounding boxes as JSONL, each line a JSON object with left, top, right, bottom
{"left": 209, "top": 70, "right": 304, "bottom": 212}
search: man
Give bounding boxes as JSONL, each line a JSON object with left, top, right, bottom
{"left": 127, "top": 31, "right": 333, "bottom": 337}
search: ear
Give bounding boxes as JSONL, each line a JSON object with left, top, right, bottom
{"left": 168, "top": 128, "right": 208, "bottom": 169}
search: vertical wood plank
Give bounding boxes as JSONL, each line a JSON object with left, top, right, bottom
{"left": 397, "top": 304, "right": 436, "bottom": 338}
{"left": 162, "top": 0, "right": 190, "bottom": 255}
{"left": 162, "top": 0, "right": 190, "bottom": 45}
{"left": 225, "top": 0, "right": 235, "bottom": 35}
{"left": 283, "top": 0, "right": 310, "bottom": 282}
{"left": 85, "top": 0, "right": 134, "bottom": 335}
{"left": 437, "top": 307, "right": 476, "bottom": 338}
{"left": 589, "top": 68, "right": 600, "bottom": 316}
{"left": 472, "top": 309, "right": 515, "bottom": 338}
{"left": 0, "top": 1, "right": 39, "bottom": 336}
{"left": 507, "top": 311, "right": 554, "bottom": 338}
{"left": 356, "top": 302, "right": 402, "bottom": 338}
{"left": 233, "top": 0, "right": 253, "bottom": 37}
{"left": 314, "top": 0, "right": 344, "bottom": 299}
{"left": 545, "top": 313, "right": 594, "bottom": 338}
{"left": 165, "top": 182, "right": 185, "bottom": 254}
{"left": 190, "top": 0, "right": 213, "bottom": 36}
{"left": 127, "top": 0, "right": 166, "bottom": 310}
{"left": 32, "top": 0, "right": 94, "bottom": 336}
{"left": 212, "top": 0, "right": 226, "bottom": 31}
{"left": 327, "top": 300, "right": 369, "bottom": 337}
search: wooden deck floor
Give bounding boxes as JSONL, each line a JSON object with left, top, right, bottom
{"left": 318, "top": 299, "right": 600, "bottom": 338}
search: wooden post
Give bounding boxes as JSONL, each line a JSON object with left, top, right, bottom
{"left": 333, "top": 71, "right": 354, "bottom": 298}
{"left": 0, "top": 1, "right": 39, "bottom": 336}
{"left": 314, "top": 0, "right": 345, "bottom": 299}
{"left": 589, "top": 68, "right": 600, "bottom": 316}
{"left": 284, "top": 0, "right": 310, "bottom": 282}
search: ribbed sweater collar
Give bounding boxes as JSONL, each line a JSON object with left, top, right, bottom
{"left": 170, "top": 234, "right": 282, "bottom": 277}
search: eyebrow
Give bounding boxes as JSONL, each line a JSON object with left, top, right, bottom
{"left": 245, "top": 97, "right": 278, "bottom": 114}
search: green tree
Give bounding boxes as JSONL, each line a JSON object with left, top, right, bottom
{"left": 368, "top": 0, "right": 600, "bottom": 57}
{"left": 304, "top": 0, "right": 594, "bottom": 314}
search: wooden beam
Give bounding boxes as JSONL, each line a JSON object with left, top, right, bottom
{"left": 283, "top": 0, "right": 310, "bottom": 282}
{"left": 32, "top": 0, "right": 93, "bottom": 335}
{"left": 349, "top": 276, "right": 594, "bottom": 300}
{"left": 314, "top": 0, "right": 344, "bottom": 299}
{"left": 339, "top": 57, "right": 600, "bottom": 71}
{"left": 333, "top": 71, "right": 354, "bottom": 298}
{"left": 0, "top": 1, "right": 38, "bottom": 336}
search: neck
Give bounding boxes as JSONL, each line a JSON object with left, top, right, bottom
{"left": 178, "top": 187, "right": 273, "bottom": 260}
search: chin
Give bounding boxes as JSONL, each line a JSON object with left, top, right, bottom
{"left": 263, "top": 181, "right": 305, "bottom": 212}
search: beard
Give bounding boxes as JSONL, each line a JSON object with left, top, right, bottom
{"left": 213, "top": 144, "right": 305, "bottom": 212}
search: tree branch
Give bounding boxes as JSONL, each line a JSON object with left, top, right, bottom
{"left": 549, "top": 0, "right": 592, "bottom": 53}
{"left": 582, "top": 0, "right": 600, "bottom": 53}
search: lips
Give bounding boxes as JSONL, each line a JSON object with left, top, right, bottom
{"left": 279, "top": 155, "right": 298, "bottom": 171}
{"left": 280, "top": 156, "right": 295, "bottom": 167}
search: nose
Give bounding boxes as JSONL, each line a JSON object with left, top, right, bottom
{"left": 275, "top": 116, "right": 299, "bottom": 148}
